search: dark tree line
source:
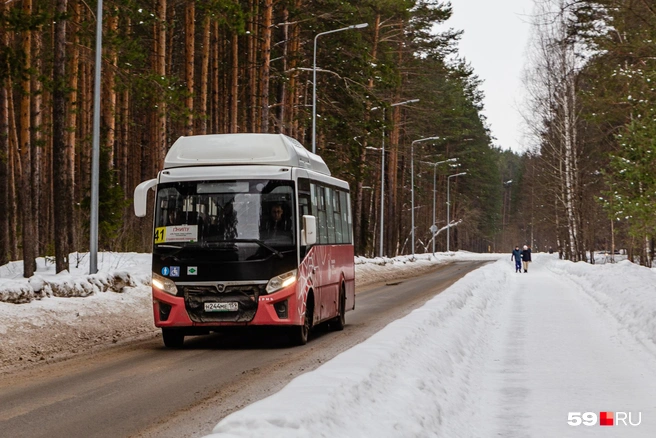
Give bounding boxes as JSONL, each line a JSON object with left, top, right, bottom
{"left": 0, "top": 0, "right": 509, "bottom": 276}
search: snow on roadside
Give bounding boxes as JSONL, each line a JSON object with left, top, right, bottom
{"left": 0, "top": 252, "right": 154, "bottom": 372}
{"left": 206, "top": 253, "right": 656, "bottom": 438}
{"left": 1, "top": 251, "right": 499, "bottom": 373}
{"left": 0, "top": 252, "right": 152, "bottom": 304}
{"left": 207, "top": 259, "right": 511, "bottom": 437}
{"left": 543, "top": 258, "right": 656, "bottom": 358}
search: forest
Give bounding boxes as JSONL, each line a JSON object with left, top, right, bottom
{"left": 1, "top": 0, "right": 655, "bottom": 277}
{"left": 516, "top": 0, "right": 656, "bottom": 266}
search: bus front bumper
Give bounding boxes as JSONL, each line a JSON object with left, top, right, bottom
{"left": 151, "top": 283, "right": 302, "bottom": 328}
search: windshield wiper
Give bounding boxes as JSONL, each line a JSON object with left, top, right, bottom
{"left": 153, "top": 244, "right": 184, "bottom": 260}
{"left": 224, "top": 239, "right": 284, "bottom": 258}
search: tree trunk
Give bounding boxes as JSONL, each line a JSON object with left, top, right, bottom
{"left": 32, "top": 29, "right": 44, "bottom": 256}
{"left": 248, "top": 0, "right": 259, "bottom": 132}
{"left": 20, "top": 0, "right": 36, "bottom": 276}
{"left": 105, "top": 9, "right": 118, "bottom": 169}
{"left": 284, "top": 1, "right": 302, "bottom": 138}
{"left": 231, "top": 31, "right": 239, "bottom": 133}
{"left": 211, "top": 20, "right": 221, "bottom": 133}
{"left": 7, "top": 76, "right": 19, "bottom": 260}
{"left": 53, "top": 0, "right": 70, "bottom": 273}
{"left": 0, "top": 4, "right": 9, "bottom": 265}
{"left": 67, "top": 0, "right": 80, "bottom": 254}
{"left": 353, "top": 14, "right": 379, "bottom": 255}
{"left": 200, "top": 13, "right": 210, "bottom": 135}
{"left": 259, "top": 0, "right": 273, "bottom": 132}
{"left": 156, "top": 0, "right": 167, "bottom": 171}
{"left": 185, "top": 1, "right": 195, "bottom": 136}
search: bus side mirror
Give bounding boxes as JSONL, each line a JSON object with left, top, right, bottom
{"left": 134, "top": 179, "right": 157, "bottom": 217}
{"left": 302, "top": 215, "right": 316, "bottom": 246}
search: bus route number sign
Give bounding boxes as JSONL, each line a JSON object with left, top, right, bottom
{"left": 154, "top": 227, "right": 166, "bottom": 244}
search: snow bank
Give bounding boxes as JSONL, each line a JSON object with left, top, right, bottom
{"left": 542, "top": 257, "right": 656, "bottom": 356}
{"left": 0, "top": 253, "right": 152, "bottom": 304}
{"left": 206, "top": 260, "right": 509, "bottom": 437}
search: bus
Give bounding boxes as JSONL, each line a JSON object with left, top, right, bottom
{"left": 133, "top": 133, "right": 355, "bottom": 348}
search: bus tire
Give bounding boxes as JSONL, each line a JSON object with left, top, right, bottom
{"left": 162, "top": 328, "right": 185, "bottom": 349}
{"left": 290, "top": 298, "right": 312, "bottom": 346}
{"left": 330, "top": 286, "right": 346, "bottom": 331}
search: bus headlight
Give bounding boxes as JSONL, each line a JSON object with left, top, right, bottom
{"left": 152, "top": 273, "right": 178, "bottom": 296}
{"left": 266, "top": 269, "right": 297, "bottom": 294}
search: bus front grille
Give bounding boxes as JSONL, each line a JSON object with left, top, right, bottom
{"left": 182, "top": 284, "right": 264, "bottom": 323}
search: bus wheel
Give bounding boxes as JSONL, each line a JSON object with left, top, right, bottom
{"left": 290, "top": 301, "right": 312, "bottom": 346}
{"left": 162, "top": 328, "right": 185, "bottom": 349}
{"left": 330, "top": 287, "right": 346, "bottom": 331}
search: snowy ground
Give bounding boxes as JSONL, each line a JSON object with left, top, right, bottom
{"left": 0, "top": 251, "right": 490, "bottom": 372}
{"left": 2, "top": 251, "right": 656, "bottom": 437}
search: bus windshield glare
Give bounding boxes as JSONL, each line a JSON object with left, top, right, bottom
{"left": 154, "top": 179, "right": 295, "bottom": 247}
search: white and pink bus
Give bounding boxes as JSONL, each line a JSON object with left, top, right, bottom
{"left": 134, "top": 134, "right": 355, "bottom": 348}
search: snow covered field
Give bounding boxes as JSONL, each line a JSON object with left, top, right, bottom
{"left": 2, "top": 251, "right": 656, "bottom": 437}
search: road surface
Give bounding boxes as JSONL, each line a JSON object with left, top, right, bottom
{"left": 0, "top": 261, "right": 488, "bottom": 438}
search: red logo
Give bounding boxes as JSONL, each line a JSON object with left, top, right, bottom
{"left": 600, "top": 412, "right": 614, "bottom": 426}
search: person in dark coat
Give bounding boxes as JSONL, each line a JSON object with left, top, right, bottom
{"left": 511, "top": 246, "right": 522, "bottom": 273}
{"left": 262, "top": 203, "right": 292, "bottom": 240}
{"left": 521, "top": 244, "right": 532, "bottom": 272}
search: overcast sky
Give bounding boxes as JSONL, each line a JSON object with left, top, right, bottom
{"left": 442, "top": 0, "right": 533, "bottom": 153}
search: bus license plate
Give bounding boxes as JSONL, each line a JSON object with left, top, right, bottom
{"left": 204, "top": 302, "right": 238, "bottom": 312}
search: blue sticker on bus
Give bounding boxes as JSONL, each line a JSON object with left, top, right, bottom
{"left": 170, "top": 266, "right": 180, "bottom": 277}
{"left": 161, "top": 266, "right": 170, "bottom": 276}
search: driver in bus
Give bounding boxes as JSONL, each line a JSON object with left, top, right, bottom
{"left": 263, "top": 203, "right": 292, "bottom": 239}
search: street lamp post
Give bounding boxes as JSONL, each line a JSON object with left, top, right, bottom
{"left": 410, "top": 136, "right": 439, "bottom": 258}
{"left": 421, "top": 158, "right": 457, "bottom": 255}
{"left": 446, "top": 172, "right": 467, "bottom": 252}
{"left": 89, "top": 0, "right": 104, "bottom": 274}
{"left": 371, "top": 98, "right": 419, "bottom": 257}
{"left": 312, "top": 23, "right": 368, "bottom": 154}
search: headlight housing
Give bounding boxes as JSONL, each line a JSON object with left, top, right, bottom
{"left": 266, "top": 269, "right": 297, "bottom": 294}
{"left": 152, "top": 273, "right": 178, "bottom": 296}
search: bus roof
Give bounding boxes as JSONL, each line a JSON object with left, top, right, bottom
{"left": 163, "top": 133, "right": 331, "bottom": 175}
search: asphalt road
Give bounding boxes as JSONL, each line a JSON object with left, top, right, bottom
{"left": 0, "top": 260, "right": 488, "bottom": 438}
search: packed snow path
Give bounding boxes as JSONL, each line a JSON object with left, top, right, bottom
{"left": 209, "top": 255, "right": 656, "bottom": 437}
{"left": 473, "top": 263, "right": 656, "bottom": 437}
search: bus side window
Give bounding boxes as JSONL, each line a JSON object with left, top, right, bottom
{"left": 317, "top": 185, "right": 328, "bottom": 244}
{"left": 298, "top": 178, "right": 311, "bottom": 220}
{"left": 325, "top": 187, "right": 335, "bottom": 244}
{"left": 299, "top": 196, "right": 310, "bottom": 218}
{"left": 340, "top": 191, "right": 351, "bottom": 243}
{"left": 334, "top": 190, "right": 343, "bottom": 243}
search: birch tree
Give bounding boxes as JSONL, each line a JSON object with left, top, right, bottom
{"left": 525, "top": 0, "right": 585, "bottom": 260}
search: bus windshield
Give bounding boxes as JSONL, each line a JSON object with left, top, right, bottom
{"left": 154, "top": 180, "right": 295, "bottom": 248}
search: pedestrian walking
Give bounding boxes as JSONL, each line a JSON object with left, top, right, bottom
{"left": 511, "top": 246, "right": 522, "bottom": 273}
{"left": 521, "top": 244, "right": 532, "bottom": 272}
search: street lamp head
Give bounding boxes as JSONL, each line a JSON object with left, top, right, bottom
{"left": 412, "top": 136, "right": 440, "bottom": 145}
{"left": 312, "top": 22, "right": 370, "bottom": 154}
{"left": 392, "top": 98, "right": 420, "bottom": 107}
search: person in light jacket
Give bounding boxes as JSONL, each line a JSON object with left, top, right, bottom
{"left": 521, "top": 245, "right": 532, "bottom": 273}
{"left": 511, "top": 246, "right": 522, "bottom": 273}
